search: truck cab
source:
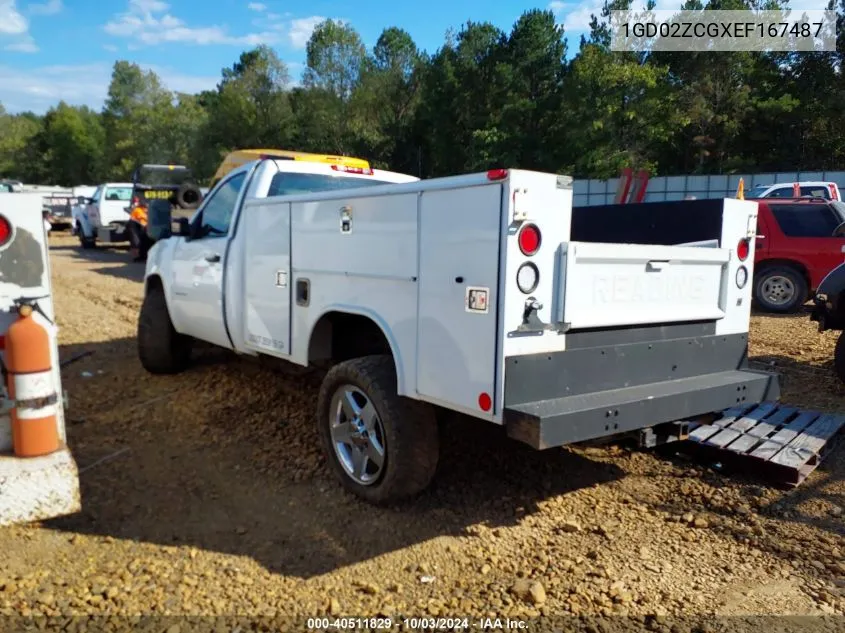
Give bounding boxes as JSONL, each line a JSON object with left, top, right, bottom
{"left": 747, "top": 181, "right": 841, "bottom": 201}
{"left": 139, "top": 160, "right": 779, "bottom": 505}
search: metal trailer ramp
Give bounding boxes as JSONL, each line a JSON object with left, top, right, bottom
{"left": 682, "top": 402, "right": 845, "bottom": 486}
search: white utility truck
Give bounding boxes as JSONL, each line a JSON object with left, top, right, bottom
{"left": 139, "top": 160, "right": 780, "bottom": 504}
{"left": 0, "top": 192, "right": 80, "bottom": 525}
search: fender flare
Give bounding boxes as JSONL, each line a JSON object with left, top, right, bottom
{"left": 308, "top": 304, "right": 407, "bottom": 394}
{"left": 72, "top": 207, "right": 94, "bottom": 238}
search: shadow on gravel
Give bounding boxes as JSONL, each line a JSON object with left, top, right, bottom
{"left": 750, "top": 304, "right": 814, "bottom": 319}
{"left": 50, "top": 243, "right": 145, "bottom": 283}
{"left": 45, "top": 337, "right": 627, "bottom": 579}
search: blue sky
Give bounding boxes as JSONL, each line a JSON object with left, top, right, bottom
{"left": 0, "top": 0, "right": 609, "bottom": 113}
{"left": 0, "top": 0, "right": 827, "bottom": 113}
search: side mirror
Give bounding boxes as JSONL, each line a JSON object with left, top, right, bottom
{"left": 172, "top": 217, "right": 192, "bottom": 238}
{"left": 146, "top": 199, "right": 175, "bottom": 241}
{"left": 834, "top": 221, "right": 845, "bottom": 238}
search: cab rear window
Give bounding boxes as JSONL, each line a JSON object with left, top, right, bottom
{"left": 104, "top": 187, "right": 133, "bottom": 201}
{"left": 267, "top": 173, "right": 395, "bottom": 196}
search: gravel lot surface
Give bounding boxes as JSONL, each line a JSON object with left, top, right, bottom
{"left": 1, "top": 233, "right": 843, "bottom": 629}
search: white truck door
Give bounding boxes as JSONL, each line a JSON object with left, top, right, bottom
{"left": 170, "top": 171, "right": 247, "bottom": 349}
{"left": 242, "top": 199, "right": 292, "bottom": 356}
{"left": 416, "top": 184, "right": 503, "bottom": 416}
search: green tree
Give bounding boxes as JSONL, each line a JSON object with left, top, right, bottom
{"left": 0, "top": 106, "right": 42, "bottom": 181}
{"left": 38, "top": 102, "right": 105, "bottom": 186}
{"left": 350, "top": 27, "right": 424, "bottom": 171}
{"left": 198, "top": 46, "right": 293, "bottom": 178}
{"left": 295, "top": 20, "right": 368, "bottom": 156}
{"left": 102, "top": 61, "right": 174, "bottom": 178}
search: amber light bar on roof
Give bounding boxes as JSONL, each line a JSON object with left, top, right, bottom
{"left": 211, "top": 148, "right": 371, "bottom": 187}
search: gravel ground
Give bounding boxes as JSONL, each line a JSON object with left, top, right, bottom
{"left": 1, "top": 233, "right": 843, "bottom": 628}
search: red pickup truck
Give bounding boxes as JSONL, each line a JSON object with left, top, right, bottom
{"left": 754, "top": 198, "right": 845, "bottom": 312}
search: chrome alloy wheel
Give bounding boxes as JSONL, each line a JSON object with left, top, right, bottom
{"left": 329, "top": 384, "right": 386, "bottom": 485}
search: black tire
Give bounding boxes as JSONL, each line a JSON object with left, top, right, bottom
{"left": 754, "top": 265, "right": 808, "bottom": 313}
{"left": 316, "top": 355, "right": 439, "bottom": 505}
{"left": 77, "top": 222, "right": 95, "bottom": 249}
{"left": 137, "top": 285, "right": 192, "bottom": 374}
{"left": 175, "top": 183, "right": 202, "bottom": 210}
{"left": 834, "top": 332, "right": 845, "bottom": 384}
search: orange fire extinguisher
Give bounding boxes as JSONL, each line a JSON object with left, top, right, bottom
{"left": 4, "top": 303, "right": 59, "bottom": 457}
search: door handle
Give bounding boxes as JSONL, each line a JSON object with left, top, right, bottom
{"left": 204, "top": 253, "right": 221, "bottom": 263}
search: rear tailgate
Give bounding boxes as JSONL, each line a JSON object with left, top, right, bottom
{"left": 557, "top": 241, "right": 729, "bottom": 329}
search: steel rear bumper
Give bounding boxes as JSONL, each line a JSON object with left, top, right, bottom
{"left": 501, "top": 326, "right": 780, "bottom": 450}
{"left": 505, "top": 368, "right": 779, "bottom": 449}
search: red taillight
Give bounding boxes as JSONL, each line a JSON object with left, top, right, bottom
{"left": 478, "top": 392, "right": 492, "bottom": 412}
{"left": 518, "top": 223, "right": 541, "bottom": 256}
{"left": 487, "top": 169, "right": 508, "bottom": 181}
{"left": 737, "top": 238, "right": 750, "bottom": 261}
{"left": 331, "top": 165, "right": 374, "bottom": 175}
{"left": 0, "top": 214, "right": 12, "bottom": 247}
{"left": 830, "top": 184, "right": 838, "bottom": 200}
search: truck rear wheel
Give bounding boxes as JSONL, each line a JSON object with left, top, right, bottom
{"left": 137, "top": 285, "right": 191, "bottom": 374}
{"left": 754, "top": 266, "right": 807, "bottom": 313}
{"left": 316, "top": 355, "right": 439, "bottom": 504}
{"left": 834, "top": 332, "right": 845, "bottom": 384}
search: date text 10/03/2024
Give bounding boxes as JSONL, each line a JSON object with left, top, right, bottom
{"left": 306, "top": 617, "right": 529, "bottom": 630}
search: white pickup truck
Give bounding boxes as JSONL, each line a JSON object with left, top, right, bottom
{"left": 139, "top": 159, "right": 780, "bottom": 504}
{"left": 72, "top": 181, "right": 134, "bottom": 248}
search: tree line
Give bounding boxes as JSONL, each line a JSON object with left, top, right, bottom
{"left": 1, "top": 0, "right": 844, "bottom": 188}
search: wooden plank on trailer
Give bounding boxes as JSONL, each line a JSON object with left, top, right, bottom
{"left": 689, "top": 424, "right": 722, "bottom": 442}
{"left": 746, "top": 407, "right": 798, "bottom": 438}
{"left": 764, "top": 410, "right": 821, "bottom": 446}
{"left": 750, "top": 410, "right": 820, "bottom": 461}
{"left": 709, "top": 404, "right": 752, "bottom": 429}
{"left": 725, "top": 402, "right": 779, "bottom": 434}
{"left": 705, "top": 428, "right": 742, "bottom": 448}
{"left": 769, "top": 414, "right": 845, "bottom": 469}
{"left": 707, "top": 403, "right": 778, "bottom": 447}
{"left": 720, "top": 403, "right": 755, "bottom": 420}
{"left": 726, "top": 433, "right": 763, "bottom": 454}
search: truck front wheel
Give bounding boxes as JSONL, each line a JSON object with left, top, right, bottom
{"left": 137, "top": 285, "right": 192, "bottom": 374}
{"left": 77, "top": 222, "right": 95, "bottom": 249}
{"left": 316, "top": 355, "right": 439, "bottom": 505}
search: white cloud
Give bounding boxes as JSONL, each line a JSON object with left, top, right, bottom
{"left": 247, "top": 2, "right": 266, "bottom": 11}
{"left": 548, "top": 0, "right": 680, "bottom": 33}
{"left": 28, "top": 0, "right": 62, "bottom": 16}
{"left": 4, "top": 34, "right": 36, "bottom": 51}
{"left": 0, "top": 0, "right": 28, "bottom": 35}
{"left": 286, "top": 15, "right": 324, "bottom": 49}
{"left": 103, "top": 43, "right": 118, "bottom": 52}
{"left": 103, "top": 0, "right": 281, "bottom": 46}
{"left": 0, "top": 62, "right": 219, "bottom": 113}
